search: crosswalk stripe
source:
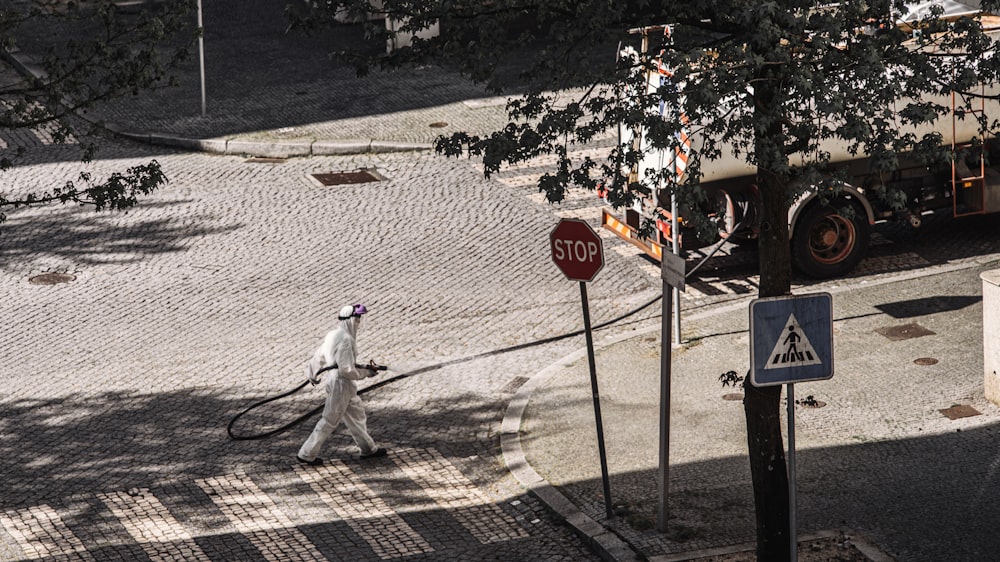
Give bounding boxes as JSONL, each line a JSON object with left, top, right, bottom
{"left": 554, "top": 206, "right": 604, "bottom": 221}
{"left": 99, "top": 489, "right": 212, "bottom": 562}
{"left": 196, "top": 470, "right": 327, "bottom": 562}
{"left": 721, "top": 280, "right": 756, "bottom": 295}
{"left": 609, "top": 245, "right": 765, "bottom": 300}
{"left": 0, "top": 504, "right": 94, "bottom": 560}
{"left": 506, "top": 146, "right": 612, "bottom": 170}
{"left": 295, "top": 461, "right": 433, "bottom": 559}
{"left": 495, "top": 146, "right": 612, "bottom": 189}
{"left": 526, "top": 189, "right": 598, "bottom": 205}
{"left": 391, "top": 448, "right": 529, "bottom": 545}
{"left": 2, "top": 101, "right": 78, "bottom": 146}
{"left": 498, "top": 174, "right": 545, "bottom": 188}
{"left": 30, "top": 127, "right": 55, "bottom": 145}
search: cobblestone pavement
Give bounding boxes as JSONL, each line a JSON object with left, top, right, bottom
{"left": 6, "top": 112, "right": 1000, "bottom": 561}
{"left": 0, "top": 131, "right": 672, "bottom": 561}
{"left": 8, "top": 5, "right": 1000, "bottom": 556}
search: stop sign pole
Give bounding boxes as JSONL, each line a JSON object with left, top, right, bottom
{"left": 550, "top": 219, "right": 613, "bottom": 520}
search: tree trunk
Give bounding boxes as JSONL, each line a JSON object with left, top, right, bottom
{"left": 746, "top": 80, "right": 794, "bottom": 557}
{"left": 744, "top": 380, "right": 790, "bottom": 560}
{"left": 744, "top": 167, "right": 792, "bottom": 560}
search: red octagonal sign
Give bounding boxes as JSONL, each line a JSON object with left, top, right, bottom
{"left": 550, "top": 218, "right": 605, "bottom": 282}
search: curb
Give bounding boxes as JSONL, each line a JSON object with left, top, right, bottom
{"left": 118, "top": 130, "right": 432, "bottom": 158}
{"left": 502, "top": 339, "right": 644, "bottom": 562}
{"left": 2, "top": 48, "right": 434, "bottom": 158}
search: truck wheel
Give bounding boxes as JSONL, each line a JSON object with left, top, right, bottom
{"left": 791, "top": 197, "right": 869, "bottom": 278}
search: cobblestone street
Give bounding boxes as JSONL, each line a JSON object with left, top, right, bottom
{"left": 8, "top": 0, "right": 1000, "bottom": 547}
{"left": 0, "top": 130, "right": 669, "bottom": 561}
{"left": 7, "top": 105, "right": 1000, "bottom": 560}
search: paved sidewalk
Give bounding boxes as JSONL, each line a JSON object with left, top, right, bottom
{"left": 5, "top": 0, "right": 515, "bottom": 157}
{"left": 510, "top": 259, "right": 1000, "bottom": 561}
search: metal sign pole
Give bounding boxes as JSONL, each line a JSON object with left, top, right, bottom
{"left": 657, "top": 277, "right": 672, "bottom": 532}
{"left": 657, "top": 252, "right": 684, "bottom": 533}
{"left": 580, "top": 281, "right": 614, "bottom": 520}
{"left": 749, "top": 293, "right": 831, "bottom": 562}
{"left": 787, "top": 382, "right": 798, "bottom": 562}
{"left": 197, "top": 0, "right": 207, "bottom": 116}
{"left": 670, "top": 195, "right": 681, "bottom": 345}
{"left": 661, "top": 23, "right": 682, "bottom": 347}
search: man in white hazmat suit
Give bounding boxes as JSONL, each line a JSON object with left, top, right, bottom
{"left": 297, "top": 303, "right": 387, "bottom": 465}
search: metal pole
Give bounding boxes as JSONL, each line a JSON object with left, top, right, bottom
{"left": 580, "top": 282, "right": 614, "bottom": 520}
{"left": 656, "top": 278, "right": 672, "bottom": 532}
{"left": 197, "top": 0, "right": 206, "bottom": 116}
{"left": 787, "top": 383, "right": 798, "bottom": 562}
{"left": 670, "top": 193, "right": 681, "bottom": 345}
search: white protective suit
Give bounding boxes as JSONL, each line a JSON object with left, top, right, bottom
{"left": 297, "top": 312, "right": 379, "bottom": 461}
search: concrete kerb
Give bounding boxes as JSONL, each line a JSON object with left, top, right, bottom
{"left": 84, "top": 133, "right": 431, "bottom": 159}
{"left": 2, "top": 48, "right": 436, "bottom": 157}
{"left": 502, "top": 330, "right": 651, "bottom": 562}
{"left": 2, "top": 47, "right": 47, "bottom": 81}
{"left": 503, "top": 257, "right": 995, "bottom": 562}
{"left": 76, "top": 122, "right": 431, "bottom": 159}
{"left": 126, "top": 135, "right": 430, "bottom": 157}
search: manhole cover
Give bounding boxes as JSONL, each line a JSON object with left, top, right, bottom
{"left": 939, "top": 404, "right": 981, "bottom": 420}
{"left": 29, "top": 272, "right": 75, "bottom": 285}
{"left": 796, "top": 397, "right": 826, "bottom": 408}
{"left": 311, "top": 169, "right": 383, "bottom": 186}
{"left": 914, "top": 357, "right": 939, "bottom": 366}
{"left": 874, "top": 322, "right": 936, "bottom": 341}
{"left": 722, "top": 393, "right": 744, "bottom": 401}
{"left": 429, "top": 122, "right": 448, "bottom": 128}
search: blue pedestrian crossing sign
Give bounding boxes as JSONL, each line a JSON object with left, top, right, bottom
{"left": 750, "top": 293, "right": 833, "bottom": 386}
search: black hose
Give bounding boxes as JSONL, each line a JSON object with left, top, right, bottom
{"left": 684, "top": 220, "right": 741, "bottom": 278}
{"left": 227, "top": 368, "right": 325, "bottom": 441}
{"left": 227, "top": 233, "right": 738, "bottom": 441}
{"left": 226, "top": 294, "right": 663, "bottom": 441}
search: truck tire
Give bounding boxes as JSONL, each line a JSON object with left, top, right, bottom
{"left": 791, "top": 196, "right": 869, "bottom": 278}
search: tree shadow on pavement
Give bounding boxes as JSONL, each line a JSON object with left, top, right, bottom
{"left": 12, "top": 0, "right": 517, "bottom": 143}
{"left": 551, "top": 421, "right": 1000, "bottom": 562}
{"left": 0, "top": 383, "right": 583, "bottom": 560}
{"left": 0, "top": 199, "right": 240, "bottom": 270}
{"left": 874, "top": 295, "right": 982, "bottom": 319}
{"left": 0, "top": 386, "right": 508, "bottom": 507}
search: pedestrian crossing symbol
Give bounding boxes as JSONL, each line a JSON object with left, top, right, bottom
{"left": 765, "top": 314, "right": 822, "bottom": 369}
{"left": 750, "top": 293, "right": 833, "bottom": 386}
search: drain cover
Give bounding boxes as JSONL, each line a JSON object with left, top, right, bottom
{"left": 875, "top": 322, "right": 936, "bottom": 341}
{"left": 939, "top": 404, "right": 980, "bottom": 420}
{"left": 914, "top": 357, "right": 939, "bottom": 366}
{"left": 429, "top": 122, "right": 448, "bottom": 128}
{"left": 311, "top": 169, "right": 382, "bottom": 186}
{"left": 29, "top": 272, "right": 75, "bottom": 285}
{"left": 499, "top": 376, "right": 530, "bottom": 394}
{"left": 246, "top": 157, "right": 287, "bottom": 164}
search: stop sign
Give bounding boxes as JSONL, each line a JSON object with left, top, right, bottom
{"left": 550, "top": 218, "right": 605, "bottom": 282}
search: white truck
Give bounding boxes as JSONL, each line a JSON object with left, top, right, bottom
{"left": 601, "top": 5, "right": 1000, "bottom": 278}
